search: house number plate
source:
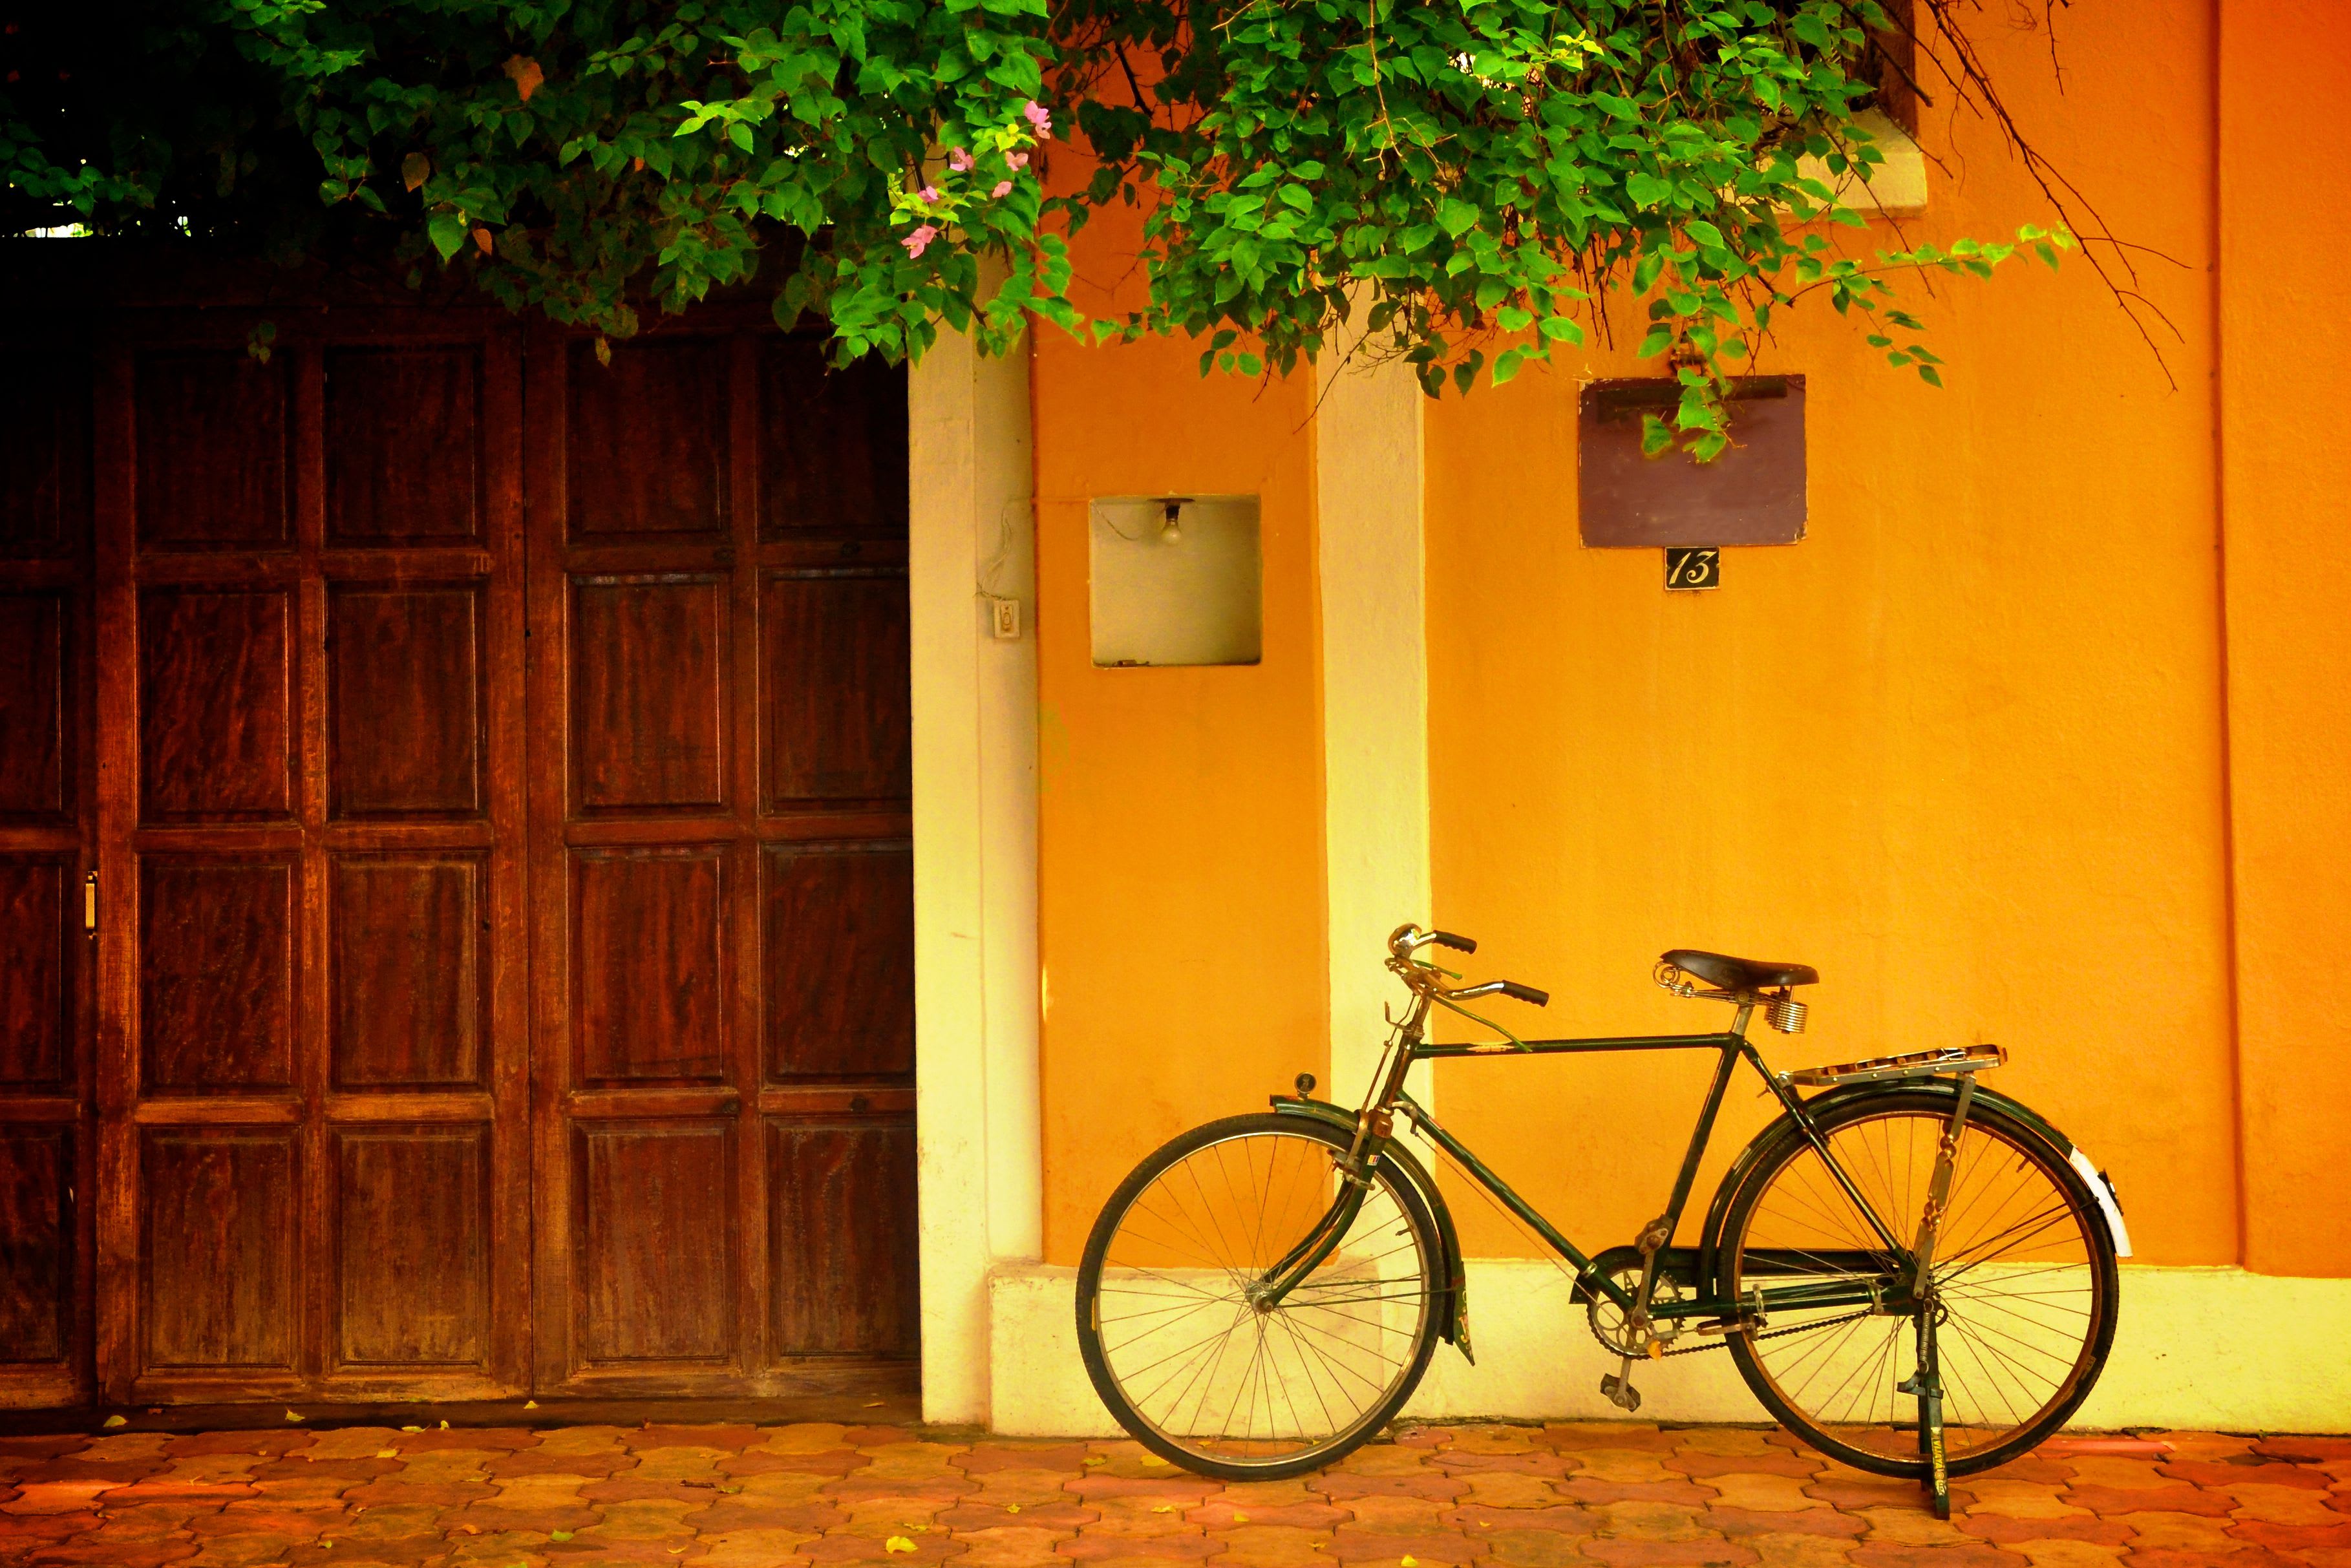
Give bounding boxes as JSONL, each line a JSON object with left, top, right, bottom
{"left": 1666, "top": 547, "right": 1720, "bottom": 591}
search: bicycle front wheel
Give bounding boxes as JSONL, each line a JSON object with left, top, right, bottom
{"left": 1716, "top": 1087, "right": 2120, "bottom": 1477}
{"left": 1075, "top": 1112, "right": 1442, "bottom": 1481}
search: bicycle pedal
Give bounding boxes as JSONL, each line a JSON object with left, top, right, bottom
{"left": 1599, "top": 1373, "right": 1643, "bottom": 1413}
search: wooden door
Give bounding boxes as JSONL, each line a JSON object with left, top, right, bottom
{"left": 0, "top": 328, "right": 97, "bottom": 1408}
{"left": 524, "top": 319, "right": 919, "bottom": 1396}
{"left": 89, "top": 312, "right": 531, "bottom": 1403}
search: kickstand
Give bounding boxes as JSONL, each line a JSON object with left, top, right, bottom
{"left": 1897, "top": 1317, "right": 1950, "bottom": 1518}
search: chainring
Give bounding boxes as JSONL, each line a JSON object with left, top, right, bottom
{"left": 1584, "top": 1258, "right": 1689, "bottom": 1356}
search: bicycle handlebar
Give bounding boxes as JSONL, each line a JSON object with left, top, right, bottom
{"left": 1387, "top": 924, "right": 1549, "bottom": 1008}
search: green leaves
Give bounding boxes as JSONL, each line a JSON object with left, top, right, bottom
{"left": 0, "top": 0, "right": 2065, "bottom": 434}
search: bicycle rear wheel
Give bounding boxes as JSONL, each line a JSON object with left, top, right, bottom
{"left": 1716, "top": 1088, "right": 2120, "bottom": 1477}
{"left": 1075, "top": 1112, "right": 1442, "bottom": 1481}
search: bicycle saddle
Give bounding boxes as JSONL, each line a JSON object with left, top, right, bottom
{"left": 1661, "top": 949, "right": 1818, "bottom": 991}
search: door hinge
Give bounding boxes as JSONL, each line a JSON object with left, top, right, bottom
{"left": 84, "top": 872, "right": 97, "bottom": 937}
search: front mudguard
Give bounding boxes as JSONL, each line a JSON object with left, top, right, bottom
{"left": 1270, "top": 1094, "right": 1474, "bottom": 1362}
{"left": 1693, "top": 1075, "right": 2130, "bottom": 1285}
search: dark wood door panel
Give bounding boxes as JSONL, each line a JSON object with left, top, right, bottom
{"left": 766, "top": 1119, "right": 917, "bottom": 1359}
{"left": 572, "top": 848, "right": 729, "bottom": 1086}
{"left": 0, "top": 859, "right": 70, "bottom": 1089}
{"left": 139, "top": 1129, "right": 299, "bottom": 1373}
{"left": 0, "top": 1127, "right": 72, "bottom": 1365}
{"left": 326, "top": 582, "right": 485, "bottom": 818}
{"left": 761, "top": 571, "right": 910, "bottom": 807}
{"left": 0, "top": 592, "right": 68, "bottom": 821}
{"left": 570, "top": 576, "right": 729, "bottom": 812}
{"left": 574, "top": 1121, "right": 737, "bottom": 1364}
{"left": 763, "top": 843, "right": 913, "bottom": 1081}
{"left": 324, "top": 346, "right": 483, "bottom": 547}
{"left": 566, "top": 338, "right": 729, "bottom": 540}
{"left": 758, "top": 345, "right": 907, "bottom": 537}
{"left": 137, "top": 858, "right": 296, "bottom": 1094}
{"left": 137, "top": 587, "right": 295, "bottom": 823}
{"left": 331, "top": 1126, "right": 489, "bottom": 1370}
{"left": 1, "top": 346, "right": 89, "bottom": 559}
{"left": 132, "top": 350, "right": 289, "bottom": 554}
{"left": 328, "top": 855, "right": 485, "bottom": 1089}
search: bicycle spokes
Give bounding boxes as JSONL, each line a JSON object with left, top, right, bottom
{"left": 1729, "top": 1108, "right": 2106, "bottom": 1466}
{"left": 1085, "top": 1128, "right": 1436, "bottom": 1467}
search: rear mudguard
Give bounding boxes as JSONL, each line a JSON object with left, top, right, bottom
{"left": 1694, "top": 1075, "right": 2130, "bottom": 1286}
{"left": 1270, "top": 1095, "right": 1474, "bottom": 1362}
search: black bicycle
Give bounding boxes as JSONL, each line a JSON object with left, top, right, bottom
{"left": 1075, "top": 924, "right": 2127, "bottom": 1515}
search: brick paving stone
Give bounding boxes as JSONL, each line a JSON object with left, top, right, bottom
{"left": 1742, "top": 1534, "right": 1858, "bottom": 1568}
{"left": 1999, "top": 1539, "right": 2128, "bottom": 1568}
{"left": 2055, "top": 1484, "right": 2233, "bottom": 1518}
{"left": 1847, "top": 1547, "right": 2024, "bottom": 1568}
{"left": 1702, "top": 1476, "right": 1816, "bottom": 1514}
{"left": 1441, "top": 1503, "right": 1594, "bottom": 1538}
{"left": 1579, "top": 1540, "right": 1755, "bottom": 1567}
{"left": 14, "top": 1421, "right": 2347, "bottom": 1568}
{"left": 2164, "top": 1457, "right": 2334, "bottom": 1491}
{"left": 1563, "top": 1454, "right": 1692, "bottom": 1489}
{"left": 1670, "top": 1455, "right": 1821, "bottom": 1483}
{"left": 1700, "top": 1509, "right": 1863, "bottom": 1542}
{"left": 1950, "top": 1514, "right": 2130, "bottom": 1548}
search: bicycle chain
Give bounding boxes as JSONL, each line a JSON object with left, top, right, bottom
{"left": 1591, "top": 1307, "right": 1878, "bottom": 1358}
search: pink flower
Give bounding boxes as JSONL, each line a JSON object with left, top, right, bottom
{"left": 1007, "top": 150, "right": 1029, "bottom": 170}
{"left": 947, "top": 147, "right": 973, "bottom": 171}
{"left": 919, "top": 184, "right": 939, "bottom": 203}
{"left": 991, "top": 180, "right": 1013, "bottom": 197}
{"left": 900, "top": 223, "right": 939, "bottom": 258}
{"left": 1023, "top": 100, "right": 1053, "bottom": 138}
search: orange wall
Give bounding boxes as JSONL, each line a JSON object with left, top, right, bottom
{"left": 1028, "top": 0, "right": 2350, "bottom": 1278}
{"left": 2219, "top": 0, "right": 2351, "bottom": 1277}
{"left": 1421, "top": 0, "right": 2243, "bottom": 1266}
{"left": 1032, "top": 201, "right": 1328, "bottom": 1263}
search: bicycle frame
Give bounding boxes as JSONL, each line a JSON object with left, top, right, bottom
{"left": 1262, "top": 1010, "right": 1920, "bottom": 1324}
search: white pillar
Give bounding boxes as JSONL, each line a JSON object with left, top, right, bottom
{"left": 908, "top": 322, "right": 1039, "bottom": 1425}
{"left": 1315, "top": 323, "right": 1434, "bottom": 1110}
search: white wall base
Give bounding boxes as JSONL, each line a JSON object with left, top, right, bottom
{"left": 986, "top": 1258, "right": 2351, "bottom": 1436}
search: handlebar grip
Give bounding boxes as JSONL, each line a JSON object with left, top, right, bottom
{"left": 1498, "top": 980, "right": 1550, "bottom": 1007}
{"left": 1430, "top": 929, "right": 1478, "bottom": 954}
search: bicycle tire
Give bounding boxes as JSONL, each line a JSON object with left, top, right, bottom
{"left": 1712, "top": 1086, "right": 2120, "bottom": 1477}
{"left": 1075, "top": 1112, "right": 1443, "bottom": 1481}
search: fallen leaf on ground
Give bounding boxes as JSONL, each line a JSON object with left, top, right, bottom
{"left": 102, "top": 1414, "right": 127, "bottom": 1428}
{"left": 1234, "top": 1514, "right": 1249, "bottom": 1523}
{"left": 885, "top": 1537, "right": 917, "bottom": 1554}
{"left": 1151, "top": 1505, "right": 1173, "bottom": 1514}
{"left": 549, "top": 1531, "right": 573, "bottom": 1542}
{"left": 402, "top": 1426, "right": 423, "bottom": 1433}
{"left": 864, "top": 1400, "right": 884, "bottom": 1408}
{"left": 376, "top": 1450, "right": 397, "bottom": 1459}
{"left": 285, "top": 1409, "right": 305, "bottom": 1423}
{"left": 1005, "top": 1505, "right": 1020, "bottom": 1515}
{"left": 1403, "top": 1558, "right": 1418, "bottom": 1567}
{"left": 524, "top": 1400, "right": 539, "bottom": 1410}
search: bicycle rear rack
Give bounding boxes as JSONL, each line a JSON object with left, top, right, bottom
{"left": 1783, "top": 1043, "right": 2006, "bottom": 1087}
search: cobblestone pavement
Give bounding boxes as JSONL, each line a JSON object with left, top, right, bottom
{"left": 3, "top": 1421, "right": 2346, "bottom": 1568}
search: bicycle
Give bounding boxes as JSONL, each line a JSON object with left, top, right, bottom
{"left": 1074, "top": 924, "right": 2129, "bottom": 1516}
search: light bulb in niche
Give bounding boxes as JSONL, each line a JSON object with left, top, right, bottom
{"left": 1159, "top": 498, "right": 1184, "bottom": 544}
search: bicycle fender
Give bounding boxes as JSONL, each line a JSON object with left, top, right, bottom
{"left": 1694, "top": 1076, "right": 2122, "bottom": 1280}
{"left": 1270, "top": 1096, "right": 1474, "bottom": 1361}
